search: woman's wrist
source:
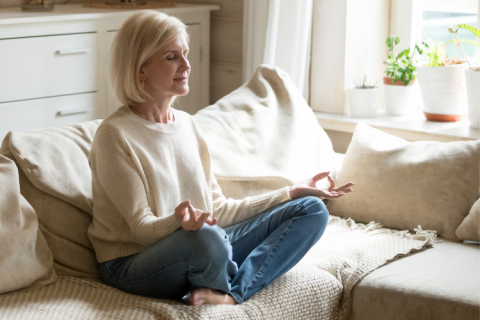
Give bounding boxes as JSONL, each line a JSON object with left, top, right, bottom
{"left": 288, "top": 186, "right": 297, "bottom": 200}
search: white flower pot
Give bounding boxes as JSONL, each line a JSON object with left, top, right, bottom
{"left": 417, "top": 65, "right": 467, "bottom": 121}
{"left": 383, "top": 78, "right": 417, "bottom": 116}
{"left": 348, "top": 86, "right": 379, "bottom": 118}
{"left": 465, "top": 69, "right": 480, "bottom": 129}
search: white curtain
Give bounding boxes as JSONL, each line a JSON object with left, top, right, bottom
{"left": 243, "top": 0, "right": 313, "bottom": 101}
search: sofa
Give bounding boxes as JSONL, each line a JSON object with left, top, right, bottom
{"left": 0, "top": 65, "right": 478, "bottom": 320}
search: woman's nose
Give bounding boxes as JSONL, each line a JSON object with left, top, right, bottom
{"left": 181, "top": 55, "right": 191, "bottom": 71}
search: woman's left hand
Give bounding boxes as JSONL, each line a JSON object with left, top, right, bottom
{"left": 289, "top": 171, "right": 355, "bottom": 200}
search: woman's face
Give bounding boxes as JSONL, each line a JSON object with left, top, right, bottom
{"left": 140, "top": 34, "right": 191, "bottom": 99}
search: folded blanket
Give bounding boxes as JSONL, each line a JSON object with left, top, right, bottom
{"left": 0, "top": 216, "right": 436, "bottom": 320}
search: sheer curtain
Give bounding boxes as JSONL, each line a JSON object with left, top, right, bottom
{"left": 243, "top": 0, "right": 313, "bottom": 101}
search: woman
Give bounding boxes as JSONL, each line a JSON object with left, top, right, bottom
{"left": 87, "top": 10, "right": 354, "bottom": 306}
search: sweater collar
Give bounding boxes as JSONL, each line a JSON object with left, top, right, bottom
{"left": 120, "top": 105, "right": 182, "bottom": 133}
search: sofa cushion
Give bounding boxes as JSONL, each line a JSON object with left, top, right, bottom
{"left": 7, "top": 120, "right": 102, "bottom": 214}
{"left": 348, "top": 239, "right": 480, "bottom": 320}
{"left": 0, "top": 150, "right": 57, "bottom": 295}
{"left": 1, "top": 121, "right": 102, "bottom": 279}
{"left": 193, "top": 64, "right": 335, "bottom": 200}
{"left": 456, "top": 198, "right": 480, "bottom": 242}
{"left": 328, "top": 123, "right": 480, "bottom": 241}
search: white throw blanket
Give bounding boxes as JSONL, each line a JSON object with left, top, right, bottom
{"left": 193, "top": 64, "right": 335, "bottom": 199}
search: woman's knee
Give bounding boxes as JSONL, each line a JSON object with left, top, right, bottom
{"left": 302, "top": 196, "right": 329, "bottom": 225}
{"left": 186, "top": 225, "right": 232, "bottom": 262}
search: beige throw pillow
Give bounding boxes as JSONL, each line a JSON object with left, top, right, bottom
{"left": 193, "top": 65, "right": 335, "bottom": 199}
{"left": 0, "top": 151, "right": 57, "bottom": 295}
{"left": 456, "top": 199, "right": 480, "bottom": 241}
{"left": 2, "top": 120, "right": 102, "bottom": 278}
{"left": 328, "top": 123, "right": 480, "bottom": 241}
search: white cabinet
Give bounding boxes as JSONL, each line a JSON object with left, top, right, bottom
{"left": 0, "top": 3, "right": 219, "bottom": 140}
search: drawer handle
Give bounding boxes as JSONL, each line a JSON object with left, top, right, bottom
{"left": 56, "top": 47, "right": 92, "bottom": 55}
{"left": 57, "top": 107, "right": 92, "bottom": 116}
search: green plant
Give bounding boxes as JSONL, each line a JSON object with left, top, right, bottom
{"left": 352, "top": 75, "right": 378, "bottom": 89}
{"left": 447, "top": 24, "right": 480, "bottom": 69}
{"left": 424, "top": 38, "right": 445, "bottom": 67}
{"left": 384, "top": 36, "right": 425, "bottom": 86}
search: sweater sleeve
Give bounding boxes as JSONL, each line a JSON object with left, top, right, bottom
{"left": 90, "top": 124, "right": 181, "bottom": 248}
{"left": 210, "top": 170, "right": 292, "bottom": 228}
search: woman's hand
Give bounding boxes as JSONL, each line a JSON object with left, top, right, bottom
{"left": 174, "top": 200, "right": 218, "bottom": 231}
{"left": 289, "top": 171, "right": 355, "bottom": 200}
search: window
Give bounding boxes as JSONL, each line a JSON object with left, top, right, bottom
{"left": 418, "top": 0, "right": 479, "bottom": 61}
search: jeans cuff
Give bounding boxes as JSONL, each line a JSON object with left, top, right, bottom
{"left": 229, "top": 291, "right": 243, "bottom": 305}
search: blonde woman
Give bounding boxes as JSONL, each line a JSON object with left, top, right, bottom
{"left": 87, "top": 10, "right": 354, "bottom": 306}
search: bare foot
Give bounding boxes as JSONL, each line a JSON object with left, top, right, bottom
{"left": 189, "top": 287, "right": 237, "bottom": 306}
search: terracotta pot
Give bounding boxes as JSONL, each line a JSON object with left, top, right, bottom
{"left": 417, "top": 65, "right": 467, "bottom": 122}
{"left": 383, "top": 77, "right": 417, "bottom": 116}
{"left": 383, "top": 77, "right": 416, "bottom": 86}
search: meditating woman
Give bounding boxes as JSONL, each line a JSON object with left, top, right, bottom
{"left": 87, "top": 10, "right": 354, "bottom": 306}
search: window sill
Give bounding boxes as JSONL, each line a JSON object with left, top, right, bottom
{"left": 313, "top": 110, "right": 480, "bottom": 142}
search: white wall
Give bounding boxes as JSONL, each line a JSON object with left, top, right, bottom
{"left": 310, "top": 0, "right": 391, "bottom": 114}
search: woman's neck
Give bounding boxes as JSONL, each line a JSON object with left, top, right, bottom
{"left": 129, "top": 102, "right": 175, "bottom": 124}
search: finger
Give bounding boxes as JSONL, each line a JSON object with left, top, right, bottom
{"left": 329, "top": 192, "right": 346, "bottom": 199}
{"left": 177, "top": 200, "right": 190, "bottom": 214}
{"left": 332, "top": 182, "right": 355, "bottom": 192}
{"left": 327, "top": 175, "right": 336, "bottom": 189}
{"left": 188, "top": 204, "right": 197, "bottom": 223}
{"left": 312, "top": 171, "right": 330, "bottom": 183}
{"left": 205, "top": 217, "right": 218, "bottom": 226}
{"left": 196, "top": 212, "right": 209, "bottom": 227}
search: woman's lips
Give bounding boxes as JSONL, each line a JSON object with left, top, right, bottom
{"left": 174, "top": 77, "right": 187, "bottom": 81}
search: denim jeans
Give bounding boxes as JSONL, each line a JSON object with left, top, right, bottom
{"left": 98, "top": 196, "right": 329, "bottom": 304}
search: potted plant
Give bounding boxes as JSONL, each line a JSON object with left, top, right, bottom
{"left": 383, "top": 36, "right": 424, "bottom": 116}
{"left": 416, "top": 38, "right": 468, "bottom": 122}
{"left": 348, "top": 76, "right": 379, "bottom": 118}
{"left": 448, "top": 24, "right": 480, "bottom": 129}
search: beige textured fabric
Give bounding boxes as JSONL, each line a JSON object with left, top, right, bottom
{"left": 348, "top": 239, "right": 479, "bottom": 320}
{"left": 193, "top": 64, "right": 335, "bottom": 200}
{"left": 328, "top": 123, "right": 480, "bottom": 241}
{"left": 0, "top": 150, "right": 57, "bottom": 295}
{"left": 88, "top": 106, "right": 291, "bottom": 263}
{"left": 0, "top": 216, "right": 435, "bottom": 320}
{"left": 456, "top": 199, "right": 480, "bottom": 241}
{"left": 1, "top": 122, "right": 102, "bottom": 279}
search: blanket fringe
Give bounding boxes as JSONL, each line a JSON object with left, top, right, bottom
{"left": 329, "top": 216, "right": 440, "bottom": 246}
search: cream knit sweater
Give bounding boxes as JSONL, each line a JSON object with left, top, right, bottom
{"left": 87, "top": 105, "right": 292, "bottom": 263}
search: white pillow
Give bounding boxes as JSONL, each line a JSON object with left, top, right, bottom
{"left": 328, "top": 123, "right": 480, "bottom": 241}
{"left": 0, "top": 150, "right": 57, "bottom": 295}
{"left": 456, "top": 198, "right": 480, "bottom": 241}
{"left": 193, "top": 64, "right": 335, "bottom": 199}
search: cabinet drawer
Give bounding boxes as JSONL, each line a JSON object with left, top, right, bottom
{"left": 0, "top": 33, "right": 97, "bottom": 103}
{"left": 0, "top": 93, "right": 99, "bottom": 141}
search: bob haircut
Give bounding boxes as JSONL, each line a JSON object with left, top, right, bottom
{"left": 108, "top": 10, "right": 190, "bottom": 106}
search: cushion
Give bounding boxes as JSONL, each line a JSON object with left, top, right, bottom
{"left": 328, "top": 123, "right": 480, "bottom": 241}
{"left": 456, "top": 199, "right": 480, "bottom": 241}
{"left": 348, "top": 238, "right": 480, "bottom": 320}
{"left": 6, "top": 120, "right": 102, "bottom": 214}
{"left": 0, "top": 150, "right": 57, "bottom": 295}
{"left": 193, "top": 64, "right": 335, "bottom": 199}
{"left": 0, "top": 121, "right": 102, "bottom": 278}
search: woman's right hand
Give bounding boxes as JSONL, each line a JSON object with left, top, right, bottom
{"left": 174, "top": 200, "right": 218, "bottom": 231}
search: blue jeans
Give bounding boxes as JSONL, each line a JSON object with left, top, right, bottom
{"left": 98, "top": 196, "right": 329, "bottom": 304}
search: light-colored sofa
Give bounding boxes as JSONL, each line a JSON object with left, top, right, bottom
{"left": 0, "top": 66, "right": 478, "bottom": 320}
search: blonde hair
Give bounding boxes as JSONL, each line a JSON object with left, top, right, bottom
{"left": 108, "top": 10, "right": 189, "bottom": 106}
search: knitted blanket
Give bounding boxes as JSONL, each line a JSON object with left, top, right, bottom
{"left": 0, "top": 216, "right": 436, "bottom": 320}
